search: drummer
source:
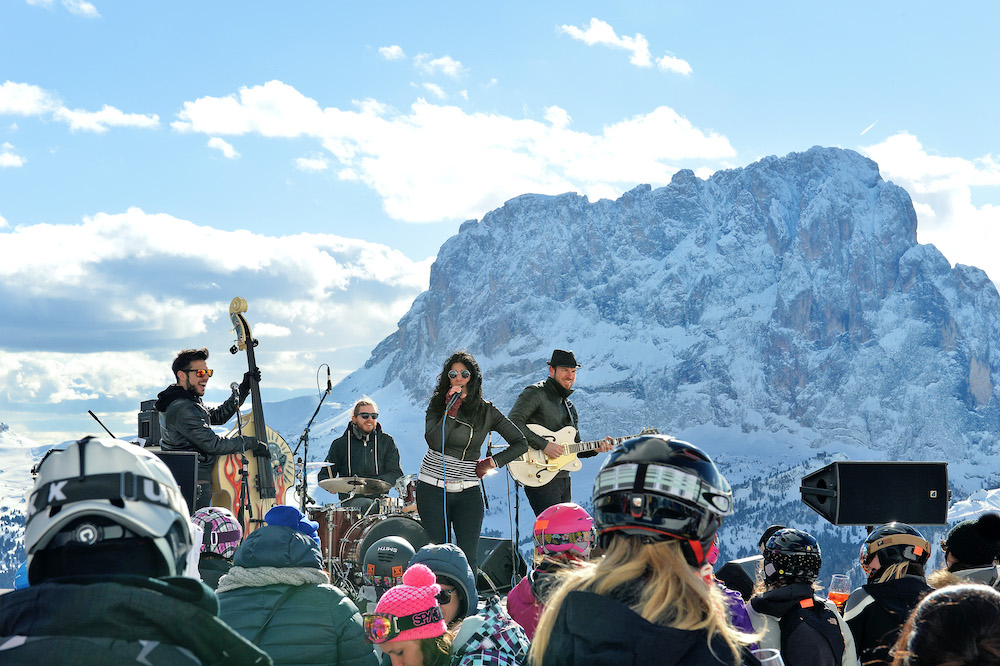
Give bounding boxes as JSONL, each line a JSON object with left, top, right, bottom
{"left": 318, "top": 397, "right": 403, "bottom": 512}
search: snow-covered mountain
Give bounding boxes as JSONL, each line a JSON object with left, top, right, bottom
{"left": 4, "top": 146, "right": 999, "bottom": 588}
{"left": 0, "top": 423, "right": 48, "bottom": 587}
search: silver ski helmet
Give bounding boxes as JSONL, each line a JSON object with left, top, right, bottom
{"left": 365, "top": 535, "right": 416, "bottom": 598}
{"left": 592, "top": 434, "right": 733, "bottom": 567}
{"left": 25, "top": 436, "right": 192, "bottom": 583}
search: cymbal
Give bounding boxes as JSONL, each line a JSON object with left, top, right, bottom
{"left": 305, "top": 461, "right": 335, "bottom": 467}
{"left": 318, "top": 476, "right": 392, "bottom": 495}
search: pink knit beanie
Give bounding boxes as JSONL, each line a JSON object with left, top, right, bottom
{"left": 374, "top": 563, "right": 448, "bottom": 642}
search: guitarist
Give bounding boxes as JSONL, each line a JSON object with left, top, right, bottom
{"left": 509, "top": 349, "right": 614, "bottom": 515}
{"left": 156, "top": 347, "right": 269, "bottom": 509}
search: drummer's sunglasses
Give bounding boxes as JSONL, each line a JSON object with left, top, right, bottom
{"left": 362, "top": 606, "right": 444, "bottom": 644}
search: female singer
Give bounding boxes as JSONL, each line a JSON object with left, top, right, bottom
{"left": 416, "top": 351, "right": 529, "bottom": 573}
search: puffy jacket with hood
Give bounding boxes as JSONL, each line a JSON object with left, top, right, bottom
{"left": 318, "top": 422, "right": 403, "bottom": 500}
{"left": 408, "top": 542, "right": 479, "bottom": 620}
{"left": 450, "top": 596, "right": 530, "bottom": 666}
{"left": 217, "top": 525, "right": 378, "bottom": 666}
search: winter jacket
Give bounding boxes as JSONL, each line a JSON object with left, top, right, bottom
{"left": 540, "top": 589, "right": 761, "bottom": 666}
{"left": 843, "top": 575, "right": 931, "bottom": 665}
{"left": 450, "top": 596, "right": 530, "bottom": 666}
{"left": 199, "top": 554, "right": 233, "bottom": 590}
{"left": 318, "top": 423, "right": 403, "bottom": 499}
{"left": 718, "top": 582, "right": 757, "bottom": 641}
{"left": 156, "top": 384, "right": 256, "bottom": 482}
{"left": 952, "top": 564, "right": 1000, "bottom": 588}
{"left": 509, "top": 377, "right": 582, "bottom": 450}
{"left": 424, "top": 400, "right": 528, "bottom": 467}
{"left": 408, "top": 543, "right": 479, "bottom": 620}
{"left": 747, "top": 583, "right": 858, "bottom": 666}
{"left": 0, "top": 574, "right": 271, "bottom": 664}
{"left": 217, "top": 525, "right": 378, "bottom": 666}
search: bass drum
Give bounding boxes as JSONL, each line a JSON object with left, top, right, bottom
{"left": 340, "top": 514, "right": 430, "bottom": 566}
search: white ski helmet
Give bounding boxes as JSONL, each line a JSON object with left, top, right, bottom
{"left": 25, "top": 436, "right": 193, "bottom": 583}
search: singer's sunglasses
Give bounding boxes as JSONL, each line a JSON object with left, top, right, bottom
{"left": 356, "top": 412, "right": 379, "bottom": 420}
{"left": 362, "top": 606, "right": 444, "bottom": 644}
{"left": 184, "top": 368, "right": 214, "bottom": 378}
{"left": 448, "top": 369, "right": 471, "bottom": 379}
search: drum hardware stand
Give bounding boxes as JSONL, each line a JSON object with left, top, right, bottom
{"left": 293, "top": 364, "right": 333, "bottom": 513}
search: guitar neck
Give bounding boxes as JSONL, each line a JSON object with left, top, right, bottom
{"left": 567, "top": 434, "right": 633, "bottom": 455}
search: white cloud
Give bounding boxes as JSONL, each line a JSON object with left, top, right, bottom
{"left": 0, "top": 212, "right": 7, "bottom": 228}
{"left": 422, "top": 82, "right": 446, "bottom": 99}
{"left": 559, "top": 18, "right": 691, "bottom": 75}
{"left": 415, "top": 54, "right": 464, "bottom": 78}
{"left": 295, "top": 155, "right": 329, "bottom": 172}
{"left": 0, "top": 81, "right": 157, "bottom": 132}
{"left": 62, "top": 0, "right": 99, "bottom": 17}
{"left": 0, "top": 207, "right": 433, "bottom": 403}
{"left": 172, "top": 81, "right": 736, "bottom": 223}
{"left": 379, "top": 45, "right": 406, "bottom": 61}
{"left": 0, "top": 142, "right": 25, "bottom": 168}
{"left": 207, "top": 137, "right": 240, "bottom": 159}
{"left": 861, "top": 132, "right": 1000, "bottom": 283}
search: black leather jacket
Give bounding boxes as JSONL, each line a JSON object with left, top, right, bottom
{"left": 424, "top": 400, "right": 528, "bottom": 467}
{"left": 156, "top": 385, "right": 256, "bottom": 481}
{"left": 509, "top": 377, "right": 583, "bottom": 451}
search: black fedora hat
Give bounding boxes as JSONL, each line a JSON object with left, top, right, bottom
{"left": 548, "top": 349, "right": 581, "bottom": 368}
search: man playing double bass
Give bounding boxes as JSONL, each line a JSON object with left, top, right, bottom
{"left": 157, "top": 347, "right": 268, "bottom": 509}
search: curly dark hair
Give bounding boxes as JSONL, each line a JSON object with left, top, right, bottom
{"left": 427, "top": 351, "right": 484, "bottom": 418}
{"left": 891, "top": 584, "right": 1000, "bottom": 665}
{"left": 171, "top": 347, "right": 209, "bottom": 379}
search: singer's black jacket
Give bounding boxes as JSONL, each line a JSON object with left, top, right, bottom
{"left": 424, "top": 400, "right": 529, "bottom": 467}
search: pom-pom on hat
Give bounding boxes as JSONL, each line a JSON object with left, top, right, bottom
{"left": 945, "top": 512, "right": 1000, "bottom": 567}
{"left": 264, "top": 505, "right": 320, "bottom": 547}
{"left": 373, "top": 563, "right": 448, "bottom": 643}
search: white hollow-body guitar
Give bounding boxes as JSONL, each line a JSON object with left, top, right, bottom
{"left": 507, "top": 425, "right": 658, "bottom": 487}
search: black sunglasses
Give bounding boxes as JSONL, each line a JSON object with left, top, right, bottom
{"left": 448, "top": 369, "right": 471, "bottom": 379}
{"left": 356, "top": 412, "right": 379, "bottom": 420}
{"left": 436, "top": 587, "right": 455, "bottom": 604}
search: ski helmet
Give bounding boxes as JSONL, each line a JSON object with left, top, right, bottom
{"left": 25, "top": 436, "right": 193, "bottom": 584}
{"left": 365, "top": 536, "right": 416, "bottom": 598}
{"left": 762, "top": 528, "right": 822, "bottom": 586}
{"left": 860, "top": 522, "right": 930, "bottom": 582}
{"left": 592, "top": 434, "right": 733, "bottom": 567}
{"left": 191, "top": 505, "right": 243, "bottom": 559}
{"left": 533, "top": 502, "right": 595, "bottom": 563}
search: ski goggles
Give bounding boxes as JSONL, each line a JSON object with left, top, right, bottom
{"left": 362, "top": 606, "right": 444, "bottom": 644}
{"left": 534, "top": 530, "right": 591, "bottom": 549}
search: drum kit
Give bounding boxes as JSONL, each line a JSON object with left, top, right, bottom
{"left": 306, "top": 471, "right": 424, "bottom": 597}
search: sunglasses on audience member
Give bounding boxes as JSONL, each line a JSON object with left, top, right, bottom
{"left": 436, "top": 587, "right": 455, "bottom": 604}
{"left": 184, "top": 368, "right": 214, "bottom": 378}
{"left": 362, "top": 607, "right": 444, "bottom": 644}
{"left": 356, "top": 412, "right": 379, "bottom": 420}
{"left": 448, "top": 370, "right": 471, "bottom": 379}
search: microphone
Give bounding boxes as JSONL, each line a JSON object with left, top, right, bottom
{"left": 231, "top": 382, "right": 240, "bottom": 395}
{"left": 326, "top": 366, "right": 332, "bottom": 393}
{"left": 446, "top": 391, "right": 461, "bottom": 409}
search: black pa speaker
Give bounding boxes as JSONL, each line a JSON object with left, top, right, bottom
{"left": 476, "top": 537, "right": 527, "bottom": 595}
{"left": 138, "top": 399, "right": 160, "bottom": 445}
{"left": 153, "top": 450, "right": 198, "bottom": 516}
{"left": 716, "top": 555, "right": 762, "bottom": 601}
{"left": 800, "top": 461, "right": 949, "bottom": 526}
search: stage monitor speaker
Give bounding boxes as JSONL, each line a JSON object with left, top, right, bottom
{"left": 153, "top": 450, "right": 198, "bottom": 516}
{"left": 476, "top": 537, "right": 527, "bottom": 595}
{"left": 716, "top": 555, "right": 762, "bottom": 601}
{"left": 800, "top": 461, "right": 949, "bottom": 526}
{"left": 138, "top": 399, "right": 160, "bottom": 445}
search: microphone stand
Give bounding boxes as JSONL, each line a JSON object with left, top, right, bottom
{"left": 232, "top": 383, "right": 253, "bottom": 532}
{"left": 295, "top": 369, "right": 332, "bottom": 513}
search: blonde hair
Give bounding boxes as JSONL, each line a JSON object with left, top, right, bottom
{"left": 352, "top": 396, "right": 377, "bottom": 416}
{"left": 530, "top": 535, "right": 757, "bottom": 664}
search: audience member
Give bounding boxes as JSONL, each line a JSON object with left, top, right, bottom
{"left": 0, "top": 436, "right": 270, "bottom": 664}
{"left": 191, "top": 505, "right": 243, "bottom": 589}
{"left": 844, "top": 522, "right": 932, "bottom": 665}
{"left": 363, "top": 564, "right": 451, "bottom": 666}
{"left": 930, "top": 512, "right": 1000, "bottom": 590}
{"left": 890, "top": 583, "right": 1000, "bottom": 665}
{"left": 747, "top": 528, "right": 857, "bottom": 666}
{"left": 408, "top": 543, "right": 479, "bottom": 628}
{"left": 217, "top": 504, "right": 378, "bottom": 666}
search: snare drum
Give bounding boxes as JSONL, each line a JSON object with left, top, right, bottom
{"left": 308, "top": 505, "right": 360, "bottom": 565}
{"left": 339, "top": 514, "right": 429, "bottom": 566}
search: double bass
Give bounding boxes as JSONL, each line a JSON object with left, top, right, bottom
{"left": 211, "top": 297, "right": 294, "bottom": 534}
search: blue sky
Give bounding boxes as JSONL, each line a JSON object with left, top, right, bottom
{"left": 2, "top": 1, "right": 999, "bottom": 444}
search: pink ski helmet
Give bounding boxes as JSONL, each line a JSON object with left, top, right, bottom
{"left": 533, "top": 502, "right": 595, "bottom": 561}
{"left": 191, "top": 506, "right": 243, "bottom": 559}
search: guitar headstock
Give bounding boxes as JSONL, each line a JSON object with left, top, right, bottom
{"left": 230, "top": 297, "right": 254, "bottom": 353}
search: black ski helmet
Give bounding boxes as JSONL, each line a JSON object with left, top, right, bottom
{"left": 762, "top": 528, "right": 822, "bottom": 586}
{"left": 364, "top": 536, "right": 416, "bottom": 597}
{"left": 592, "top": 434, "right": 733, "bottom": 567}
{"left": 860, "top": 522, "right": 931, "bottom": 581}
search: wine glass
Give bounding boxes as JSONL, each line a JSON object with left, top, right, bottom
{"left": 828, "top": 573, "right": 850, "bottom": 612}
{"left": 751, "top": 648, "right": 785, "bottom": 665}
